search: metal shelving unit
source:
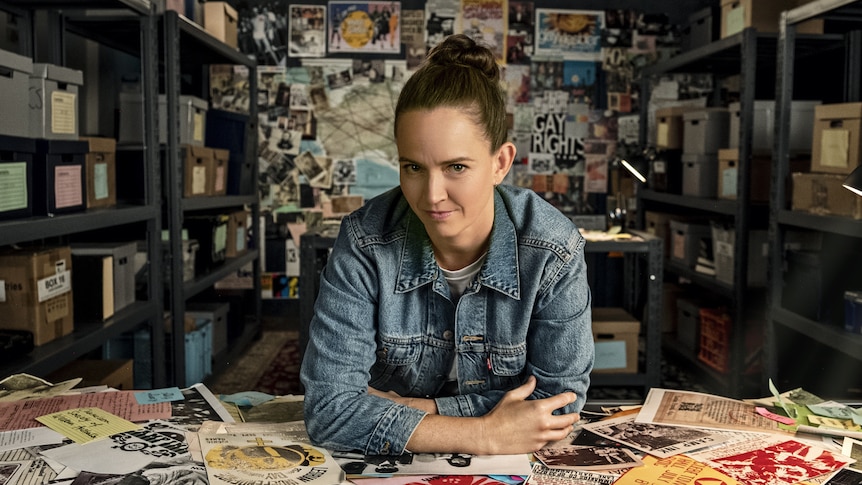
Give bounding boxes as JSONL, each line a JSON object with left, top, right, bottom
{"left": 299, "top": 227, "right": 663, "bottom": 396}
{"left": 768, "top": 0, "right": 862, "bottom": 397}
{"left": 160, "top": 10, "right": 261, "bottom": 386}
{"left": 0, "top": 0, "right": 165, "bottom": 386}
{"left": 637, "top": 28, "right": 768, "bottom": 398}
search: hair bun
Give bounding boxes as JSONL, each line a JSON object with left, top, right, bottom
{"left": 426, "top": 34, "right": 499, "bottom": 80}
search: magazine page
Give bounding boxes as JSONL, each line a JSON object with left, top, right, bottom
{"left": 636, "top": 388, "right": 785, "bottom": 434}
{"left": 198, "top": 431, "right": 344, "bottom": 485}
{"left": 581, "top": 412, "right": 732, "bottom": 458}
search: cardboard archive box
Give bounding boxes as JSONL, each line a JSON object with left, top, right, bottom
{"left": 225, "top": 209, "right": 249, "bottom": 258}
{"left": 32, "top": 139, "right": 88, "bottom": 216}
{"left": 205, "top": 108, "right": 254, "bottom": 195}
{"left": 0, "top": 246, "right": 74, "bottom": 346}
{"left": 119, "top": 93, "right": 207, "bottom": 146}
{"left": 185, "top": 301, "right": 229, "bottom": 357}
{"left": 728, "top": 100, "right": 819, "bottom": 154}
{"left": 655, "top": 107, "right": 695, "bottom": 150}
{"left": 682, "top": 153, "right": 719, "bottom": 198}
{"left": 47, "top": 359, "right": 134, "bottom": 390}
{"left": 683, "top": 108, "right": 730, "bottom": 155}
{"left": 71, "top": 254, "right": 114, "bottom": 322}
{"left": 811, "top": 103, "right": 862, "bottom": 175}
{"left": 717, "top": 148, "right": 771, "bottom": 202}
{"left": 670, "top": 220, "right": 712, "bottom": 268}
{"left": 182, "top": 145, "right": 215, "bottom": 197}
{"left": 71, "top": 242, "right": 137, "bottom": 313}
{"left": 0, "top": 134, "right": 36, "bottom": 221}
{"left": 80, "top": 137, "right": 117, "bottom": 209}
{"left": 0, "top": 48, "right": 32, "bottom": 138}
{"left": 203, "top": 2, "right": 238, "bottom": 49}
{"left": 720, "top": 0, "right": 823, "bottom": 38}
{"left": 792, "top": 172, "right": 862, "bottom": 219}
{"left": 29, "top": 63, "right": 83, "bottom": 140}
{"left": 210, "top": 148, "right": 229, "bottom": 196}
{"left": 591, "top": 307, "right": 640, "bottom": 374}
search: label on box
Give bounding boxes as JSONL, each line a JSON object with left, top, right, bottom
{"left": 725, "top": 5, "right": 744, "bottom": 36}
{"left": 54, "top": 165, "right": 83, "bottom": 208}
{"left": 215, "top": 225, "right": 227, "bottom": 253}
{"left": 0, "top": 162, "right": 28, "bottom": 212}
{"left": 672, "top": 233, "right": 685, "bottom": 260}
{"left": 51, "top": 91, "right": 77, "bottom": 135}
{"left": 45, "top": 294, "right": 70, "bottom": 321}
{"left": 94, "top": 162, "right": 109, "bottom": 200}
{"left": 0, "top": 280, "right": 5, "bottom": 302}
{"left": 194, "top": 113, "right": 204, "bottom": 143}
{"left": 721, "top": 167, "right": 737, "bottom": 197}
{"left": 236, "top": 228, "right": 247, "bottom": 253}
{"left": 821, "top": 130, "right": 850, "bottom": 168}
{"left": 215, "top": 166, "right": 225, "bottom": 192}
{"left": 37, "top": 270, "right": 72, "bottom": 302}
{"left": 657, "top": 124, "right": 670, "bottom": 147}
{"left": 715, "top": 240, "right": 733, "bottom": 257}
{"left": 594, "top": 340, "right": 627, "bottom": 370}
{"left": 653, "top": 160, "right": 666, "bottom": 174}
{"left": 192, "top": 166, "right": 207, "bottom": 195}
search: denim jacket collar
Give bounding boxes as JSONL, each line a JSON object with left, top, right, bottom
{"left": 395, "top": 189, "right": 520, "bottom": 300}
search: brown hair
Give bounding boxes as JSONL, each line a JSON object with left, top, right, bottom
{"left": 394, "top": 34, "right": 507, "bottom": 152}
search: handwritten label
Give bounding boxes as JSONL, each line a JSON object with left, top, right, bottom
{"left": 756, "top": 406, "right": 796, "bottom": 426}
{"left": 35, "top": 407, "right": 139, "bottom": 444}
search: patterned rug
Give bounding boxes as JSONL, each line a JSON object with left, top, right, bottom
{"left": 207, "top": 330, "right": 303, "bottom": 396}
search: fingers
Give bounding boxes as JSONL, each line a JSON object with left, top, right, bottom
{"left": 505, "top": 375, "right": 537, "bottom": 401}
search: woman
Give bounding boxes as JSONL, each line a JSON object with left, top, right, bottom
{"left": 300, "top": 34, "right": 593, "bottom": 456}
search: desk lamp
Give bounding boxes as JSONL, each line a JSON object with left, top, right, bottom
{"left": 843, "top": 164, "right": 862, "bottom": 197}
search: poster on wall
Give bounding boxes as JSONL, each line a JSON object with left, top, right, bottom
{"left": 328, "top": 1, "right": 401, "bottom": 54}
{"left": 534, "top": 8, "right": 604, "bottom": 61}
{"left": 288, "top": 4, "right": 326, "bottom": 57}
{"left": 460, "top": 0, "right": 506, "bottom": 63}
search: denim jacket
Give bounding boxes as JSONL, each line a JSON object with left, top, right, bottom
{"left": 300, "top": 184, "right": 593, "bottom": 455}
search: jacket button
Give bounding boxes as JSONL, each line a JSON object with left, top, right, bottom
{"left": 442, "top": 330, "right": 454, "bottom": 339}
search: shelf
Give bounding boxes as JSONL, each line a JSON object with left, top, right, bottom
{"left": 665, "top": 259, "right": 735, "bottom": 298}
{"left": 584, "top": 230, "right": 660, "bottom": 253}
{"left": 0, "top": 300, "right": 161, "bottom": 378}
{"left": 772, "top": 307, "right": 862, "bottom": 360}
{"left": 183, "top": 250, "right": 259, "bottom": 299}
{"left": 163, "top": 12, "right": 254, "bottom": 69}
{"left": 2, "top": 0, "right": 150, "bottom": 15}
{"left": 777, "top": 210, "right": 862, "bottom": 237}
{"left": 639, "top": 189, "right": 739, "bottom": 215}
{"left": 183, "top": 195, "right": 258, "bottom": 212}
{"left": 785, "top": 0, "right": 862, "bottom": 27}
{"left": 0, "top": 205, "right": 158, "bottom": 246}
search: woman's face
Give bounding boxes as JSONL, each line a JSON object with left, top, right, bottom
{"left": 396, "top": 107, "right": 513, "bottom": 253}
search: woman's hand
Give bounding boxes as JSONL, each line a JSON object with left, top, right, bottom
{"left": 478, "top": 375, "right": 579, "bottom": 455}
{"left": 368, "top": 387, "right": 438, "bottom": 414}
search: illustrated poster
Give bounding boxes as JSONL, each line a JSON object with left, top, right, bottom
{"left": 329, "top": 1, "right": 401, "bottom": 54}
{"left": 535, "top": 9, "right": 604, "bottom": 61}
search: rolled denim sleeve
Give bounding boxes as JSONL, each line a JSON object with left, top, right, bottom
{"left": 527, "top": 232, "right": 593, "bottom": 414}
{"left": 300, "top": 224, "right": 425, "bottom": 455}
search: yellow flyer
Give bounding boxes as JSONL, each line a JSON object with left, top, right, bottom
{"left": 615, "top": 454, "right": 741, "bottom": 485}
{"left": 35, "top": 407, "right": 139, "bottom": 444}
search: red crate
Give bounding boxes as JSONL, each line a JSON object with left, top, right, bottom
{"left": 698, "top": 307, "right": 731, "bottom": 373}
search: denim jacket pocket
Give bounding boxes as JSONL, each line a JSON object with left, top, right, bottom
{"left": 369, "top": 338, "right": 422, "bottom": 388}
{"left": 487, "top": 345, "right": 527, "bottom": 389}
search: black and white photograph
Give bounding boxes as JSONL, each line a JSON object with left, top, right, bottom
{"left": 288, "top": 4, "right": 326, "bottom": 58}
{"left": 239, "top": 2, "right": 289, "bottom": 66}
{"left": 533, "top": 445, "right": 643, "bottom": 471}
{"left": 582, "top": 414, "right": 732, "bottom": 458}
{"left": 332, "top": 158, "right": 357, "bottom": 185}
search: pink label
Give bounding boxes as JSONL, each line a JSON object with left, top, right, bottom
{"left": 54, "top": 165, "right": 83, "bottom": 208}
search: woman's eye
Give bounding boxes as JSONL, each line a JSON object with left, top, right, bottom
{"left": 450, "top": 164, "right": 466, "bottom": 173}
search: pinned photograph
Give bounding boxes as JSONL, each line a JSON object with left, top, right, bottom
{"left": 329, "top": 1, "right": 401, "bottom": 54}
{"left": 288, "top": 4, "right": 326, "bottom": 58}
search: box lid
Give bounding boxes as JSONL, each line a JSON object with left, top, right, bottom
{"left": 31, "top": 63, "right": 84, "bottom": 86}
{"left": 183, "top": 144, "right": 213, "bottom": 159}
{"left": 205, "top": 1, "right": 238, "bottom": 21}
{"left": 815, "top": 102, "right": 862, "bottom": 120}
{"left": 683, "top": 108, "right": 729, "bottom": 121}
{"left": 592, "top": 307, "right": 640, "bottom": 334}
{"left": 0, "top": 133, "right": 37, "bottom": 153}
{"left": 717, "top": 148, "right": 738, "bottom": 161}
{"left": 0, "top": 48, "right": 33, "bottom": 75}
{"left": 681, "top": 153, "right": 719, "bottom": 163}
{"left": 34, "top": 139, "right": 89, "bottom": 155}
{"left": 656, "top": 106, "right": 699, "bottom": 118}
{"left": 79, "top": 136, "right": 117, "bottom": 154}
{"left": 71, "top": 241, "right": 137, "bottom": 258}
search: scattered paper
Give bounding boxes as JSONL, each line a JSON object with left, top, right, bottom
{"left": 35, "top": 407, "right": 139, "bottom": 444}
{"left": 135, "top": 387, "right": 184, "bottom": 405}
